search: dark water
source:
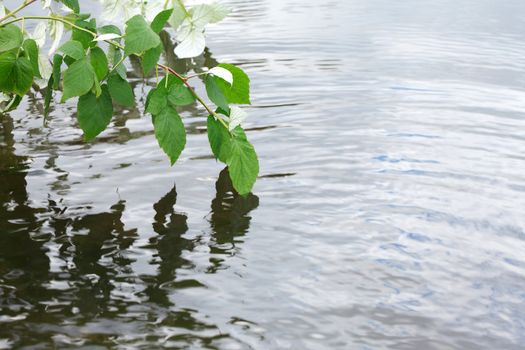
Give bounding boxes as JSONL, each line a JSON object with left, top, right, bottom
{"left": 2, "top": 0, "right": 525, "bottom": 348}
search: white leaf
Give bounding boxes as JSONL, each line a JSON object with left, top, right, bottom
{"left": 35, "top": 54, "right": 53, "bottom": 88}
{"left": 38, "top": 54, "right": 53, "bottom": 80}
{"left": 190, "top": 4, "right": 213, "bottom": 29}
{"left": 143, "top": 0, "right": 166, "bottom": 22}
{"left": 175, "top": 27, "right": 205, "bottom": 58}
{"left": 228, "top": 106, "right": 247, "bottom": 131}
{"left": 190, "top": 2, "right": 230, "bottom": 27}
{"left": 0, "top": 1, "right": 5, "bottom": 18}
{"left": 169, "top": 0, "right": 189, "bottom": 29}
{"left": 42, "top": 0, "right": 52, "bottom": 9}
{"left": 100, "top": 0, "right": 141, "bottom": 21}
{"left": 31, "top": 22, "right": 47, "bottom": 48}
{"left": 0, "top": 92, "right": 10, "bottom": 104}
{"left": 207, "top": 2, "right": 230, "bottom": 23}
{"left": 209, "top": 67, "right": 232, "bottom": 85}
{"left": 93, "top": 33, "right": 122, "bottom": 42}
{"left": 48, "top": 19, "right": 64, "bottom": 56}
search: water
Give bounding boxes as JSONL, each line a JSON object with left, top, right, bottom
{"left": 1, "top": 0, "right": 525, "bottom": 348}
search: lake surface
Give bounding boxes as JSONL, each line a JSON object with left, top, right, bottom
{"left": 1, "top": 0, "right": 525, "bottom": 348}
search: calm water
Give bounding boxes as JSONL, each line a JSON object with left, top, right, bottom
{"left": 1, "top": 0, "right": 525, "bottom": 348}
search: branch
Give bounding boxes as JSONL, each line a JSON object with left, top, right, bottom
{"left": 0, "top": 0, "right": 37, "bottom": 23}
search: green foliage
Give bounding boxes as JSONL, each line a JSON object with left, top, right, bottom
{"left": 61, "top": 57, "right": 95, "bottom": 102}
{"left": 214, "top": 63, "right": 251, "bottom": 104}
{"left": 58, "top": 40, "right": 85, "bottom": 60}
{"left": 142, "top": 44, "right": 162, "bottom": 75}
{"left": 153, "top": 106, "right": 186, "bottom": 165}
{"left": 22, "top": 39, "right": 41, "bottom": 78}
{"left": 107, "top": 74, "right": 134, "bottom": 107}
{"left": 61, "top": 0, "right": 80, "bottom": 13}
{"left": 124, "top": 15, "right": 161, "bottom": 56}
{"left": 90, "top": 47, "right": 109, "bottom": 81}
{"left": 205, "top": 75, "right": 230, "bottom": 113}
{"left": 0, "top": 52, "right": 34, "bottom": 96}
{"left": 77, "top": 84, "right": 113, "bottom": 141}
{"left": 0, "top": 25, "right": 23, "bottom": 53}
{"left": 167, "top": 80, "right": 195, "bottom": 106}
{"left": 151, "top": 9, "right": 174, "bottom": 33}
{"left": 0, "top": 0, "right": 259, "bottom": 195}
{"left": 52, "top": 55, "right": 63, "bottom": 90}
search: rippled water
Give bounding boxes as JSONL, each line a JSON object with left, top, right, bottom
{"left": 1, "top": 0, "right": 525, "bottom": 348}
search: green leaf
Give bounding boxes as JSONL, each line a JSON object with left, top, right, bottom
{"left": 0, "top": 25, "right": 23, "bottom": 53}
{"left": 61, "top": 0, "right": 79, "bottom": 13}
{"left": 153, "top": 106, "right": 186, "bottom": 165}
{"left": 168, "top": 80, "right": 195, "bottom": 106}
{"left": 22, "top": 39, "right": 41, "bottom": 78}
{"left": 124, "top": 15, "right": 161, "bottom": 56}
{"left": 142, "top": 44, "right": 162, "bottom": 76}
{"left": 215, "top": 63, "right": 251, "bottom": 104}
{"left": 72, "top": 19, "right": 97, "bottom": 49}
{"left": 77, "top": 84, "right": 113, "bottom": 141}
{"left": 145, "top": 85, "right": 168, "bottom": 115}
{"left": 89, "top": 46, "right": 108, "bottom": 81}
{"left": 205, "top": 75, "right": 229, "bottom": 113}
{"left": 151, "top": 9, "right": 174, "bottom": 33}
{"left": 44, "top": 77, "right": 53, "bottom": 117}
{"left": 58, "top": 40, "right": 85, "bottom": 60}
{"left": 61, "top": 58, "right": 95, "bottom": 102}
{"left": 227, "top": 128, "right": 258, "bottom": 195}
{"left": 99, "top": 25, "right": 121, "bottom": 36}
{"left": 107, "top": 73, "right": 134, "bottom": 107}
{"left": 207, "top": 115, "right": 230, "bottom": 163}
{"left": 109, "top": 47, "right": 126, "bottom": 79}
{"left": 52, "top": 54, "right": 63, "bottom": 90}
{"left": 0, "top": 52, "right": 34, "bottom": 96}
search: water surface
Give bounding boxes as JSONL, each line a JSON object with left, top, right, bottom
{"left": 1, "top": 0, "right": 525, "bottom": 349}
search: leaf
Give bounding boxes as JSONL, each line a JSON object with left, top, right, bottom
{"left": 58, "top": 40, "right": 85, "bottom": 60}
{"left": 61, "top": 58, "right": 95, "bottom": 102}
{"left": 228, "top": 106, "right": 247, "bottom": 131}
{"left": 108, "top": 47, "right": 126, "bottom": 79}
{"left": 151, "top": 9, "right": 174, "bottom": 33}
{"left": 174, "top": 24, "right": 205, "bottom": 59}
{"left": 48, "top": 20, "right": 64, "bottom": 55}
{"left": 52, "top": 54, "right": 63, "bottom": 90}
{"left": 0, "top": 53, "right": 34, "bottom": 96}
{"left": 12, "top": 57, "right": 34, "bottom": 96}
{"left": 98, "top": 25, "right": 122, "bottom": 37}
{"left": 207, "top": 115, "right": 230, "bottom": 163}
{"left": 93, "top": 33, "right": 121, "bottom": 42}
{"left": 30, "top": 22, "right": 47, "bottom": 48}
{"left": 167, "top": 80, "right": 195, "bottom": 106}
{"left": 209, "top": 66, "right": 232, "bottom": 85}
{"left": 72, "top": 19, "right": 97, "bottom": 49}
{"left": 124, "top": 15, "right": 161, "bottom": 56}
{"left": 190, "top": 3, "right": 229, "bottom": 27}
{"left": 153, "top": 106, "right": 186, "bottom": 165}
{"left": 205, "top": 75, "right": 229, "bottom": 113}
{"left": 227, "top": 128, "right": 258, "bottom": 195}
{"left": 145, "top": 85, "right": 168, "bottom": 115}
{"left": 61, "top": 0, "right": 79, "bottom": 13}
{"left": 142, "top": 44, "right": 162, "bottom": 76}
{"left": 168, "top": 0, "right": 188, "bottom": 29}
{"left": 0, "top": 24, "right": 23, "bottom": 53}
{"left": 44, "top": 76, "right": 53, "bottom": 117}
{"left": 107, "top": 73, "right": 134, "bottom": 107}
{"left": 77, "top": 84, "right": 113, "bottom": 141}
{"left": 22, "top": 39, "right": 41, "bottom": 78}
{"left": 89, "top": 46, "right": 108, "bottom": 81}
{"left": 215, "top": 64, "right": 251, "bottom": 104}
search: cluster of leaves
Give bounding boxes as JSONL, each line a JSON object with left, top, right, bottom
{"left": 0, "top": 0, "right": 258, "bottom": 195}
